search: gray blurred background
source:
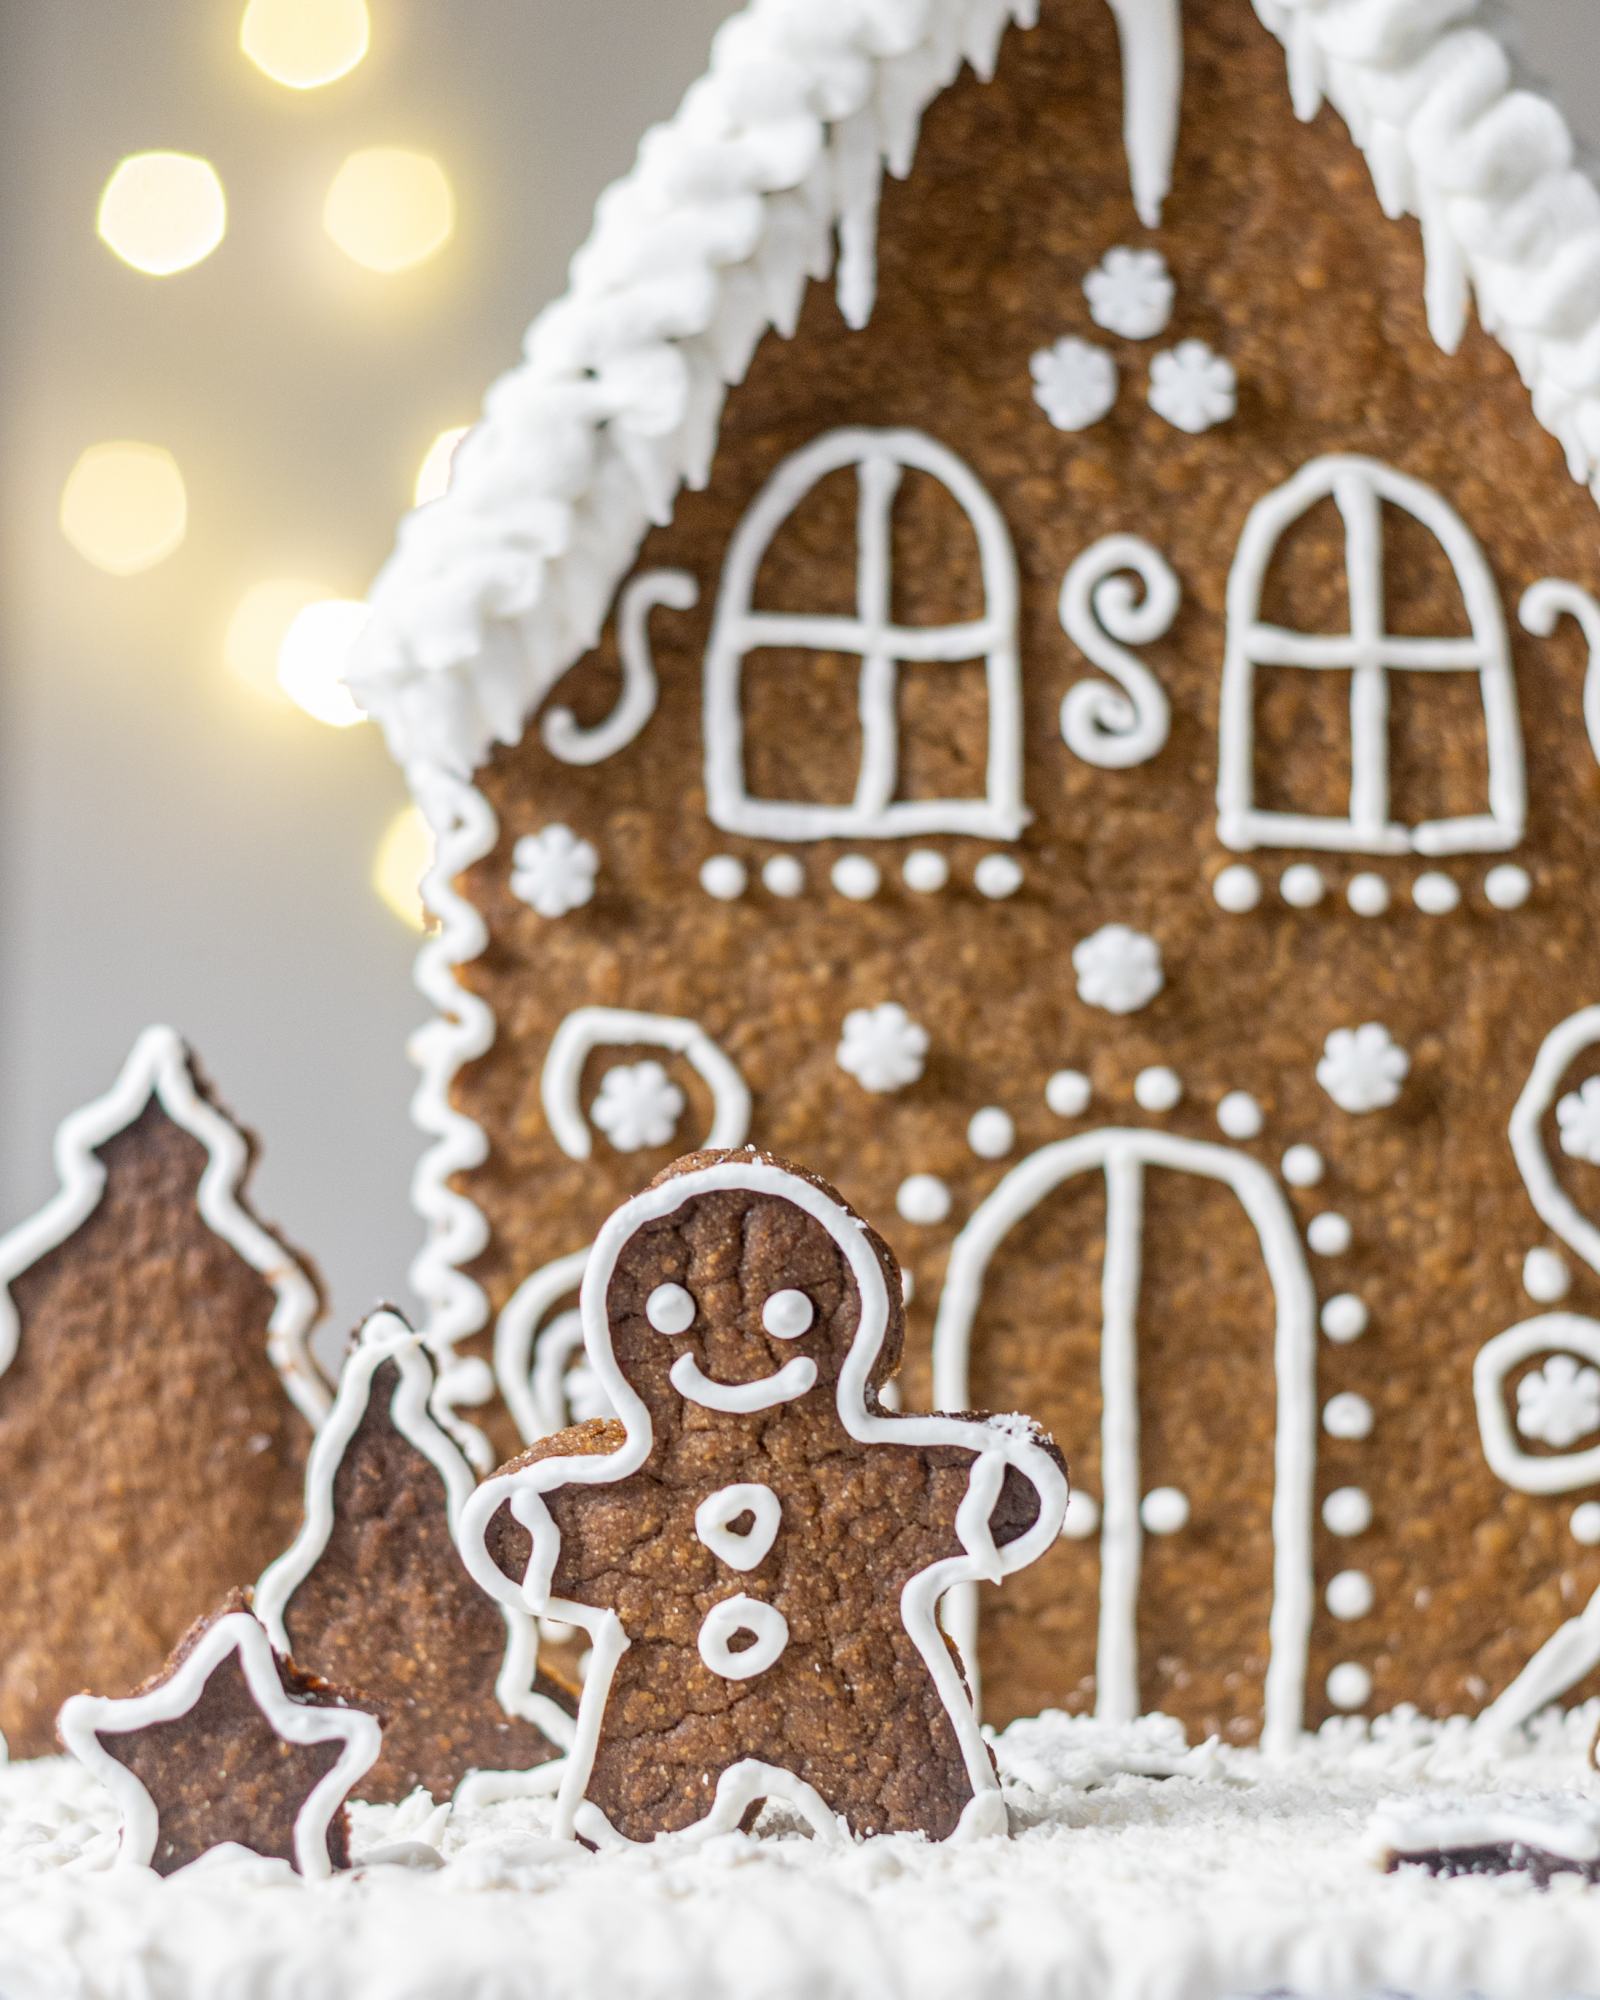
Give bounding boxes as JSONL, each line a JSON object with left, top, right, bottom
{"left": 1, "top": 0, "right": 1595, "bottom": 1343}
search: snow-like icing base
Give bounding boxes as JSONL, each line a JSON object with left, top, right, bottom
{"left": 7, "top": 1709, "right": 1600, "bottom": 2000}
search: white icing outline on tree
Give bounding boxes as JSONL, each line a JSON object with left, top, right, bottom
{"left": 0, "top": 1024, "right": 327, "bottom": 1426}
{"left": 57, "top": 1610, "right": 382, "bottom": 1878}
{"left": 703, "top": 428, "right": 1027, "bottom": 843}
{"left": 1520, "top": 578, "right": 1600, "bottom": 770}
{"left": 496, "top": 1248, "right": 592, "bottom": 1444}
{"left": 1509, "top": 1005, "right": 1600, "bottom": 1279}
{"left": 1217, "top": 455, "right": 1524, "bottom": 857}
{"left": 1058, "top": 534, "right": 1178, "bottom": 768}
{"left": 539, "top": 569, "right": 699, "bottom": 767}
{"left": 458, "top": 1155, "right": 1066, "bottom": 1846}
{"left": 541, "top": 1007, "right": 752, "bottom": 1163}
{"left": 255, "top": 1311, "right": 575, "bottom": 1789}
{"left": 931, "top": 1129, "right": 1316, "bottom": 1755}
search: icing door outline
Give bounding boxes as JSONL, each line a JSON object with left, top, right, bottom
{"left": 932, "top": 1129, "right": 1317, "bottom": 1756}
{"left": 1217, "top": 455, "right": 1524, "bottom": 857}
{"left": 702, "top": 427, "right": 1027, "bottom": 842}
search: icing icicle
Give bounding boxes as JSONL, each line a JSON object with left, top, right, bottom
{"left": 1105, "top": 0, "right": 1184, "bottom": 229}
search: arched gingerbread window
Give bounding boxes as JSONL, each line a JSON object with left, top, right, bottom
{"left": 1217, "top": 455, "right": 1525, "bottom": 856}
{"left": 702, "top": 427, "right": 1026, "bottom": 842}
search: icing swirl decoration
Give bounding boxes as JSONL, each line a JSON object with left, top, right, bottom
{"left": 1058, "top": 535, "right": 1178, "bottom": 768}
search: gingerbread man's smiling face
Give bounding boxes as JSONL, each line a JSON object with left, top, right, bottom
{"left": 595, "top": 1159, "right": 903, "bottom": 1434}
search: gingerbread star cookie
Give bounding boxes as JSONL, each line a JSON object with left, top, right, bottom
{"left": 0, "top": 1027, "right": 327, "bottom": 1757}
{"left": 58, "top": 1592, "right": 381, "bottom": 1877}
{"left": 256, "top": 1311, "right": 576, "bottom": 1803}
{"left": 462, "top": 1149, "right": 1067, "bottom": 1845}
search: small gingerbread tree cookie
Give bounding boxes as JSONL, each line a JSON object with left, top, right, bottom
{"left": 255, "top": 1311, "right": 575, "bottom": 1803}
{"left": 461, "top": 1148, "right": 1067, "bottom": 1844}
{"left": 58, "top": 1592, "right": 381, "bottom": 1877}
{"left": 0, "top": 1027, "right": 327, "bottom": 1757}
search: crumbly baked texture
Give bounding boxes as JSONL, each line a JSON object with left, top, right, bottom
{"left": 91, "top": 1593, "right": 372, "bottom": 1878}
{"left": 276, "top": 1356, "right": 575, "bottom": 1804}
{"left": 442, "top": 0, "right": 1600, "bottom": 1740}
{"left": 487, "top": 1152, "right": 1057, "bottom": 1840}
{"left": 0, "top": 1099, "right": 317, "bottom": 1757}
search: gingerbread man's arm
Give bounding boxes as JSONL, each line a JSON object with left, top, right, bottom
{"left": 479, "top": 1418, "right": 627, "bottom": 1604}
{"left": 940, "top": 1414, "right": 1067, "bottom": 1548}
{"left": 910, "top": 1415, "right": 1068, "bottom": 1579}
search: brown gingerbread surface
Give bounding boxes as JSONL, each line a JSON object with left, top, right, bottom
{"left": 487, "top": 1153, "right": 1058, "bottom": 1841}
{"left": 441, "top": 0, "right": 1600, "bottom": 1739}
{"left": 0, "top": 1096, "right": 318, "bottom": 1757}
{"left": 275, "top": 1349, "right": 574, "bottom": 1803}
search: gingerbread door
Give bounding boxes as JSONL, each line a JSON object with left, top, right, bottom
{"left": 933, "top": 1128, "right": 1316, "bottom": 1754}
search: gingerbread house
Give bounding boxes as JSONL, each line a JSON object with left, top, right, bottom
{"left": 350, "top": 0, "right": 1600, "bottom": 1750}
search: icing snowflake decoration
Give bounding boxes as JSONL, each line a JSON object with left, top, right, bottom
{"left": 591, "top": 1061, "right": 685, "bottom": 1153}
{"left": 510, "top": 824, "right": 598, "bottom": 919}
{"left": 836, "top": 1003, "right": 930, "bottom": 1094}
{"left": 1557, "top": 1077, "right": 1600, "bottom": 1165}
{"left": 1030, "top": 337, "right": 1118, "bottom": 433}
{"left": 1084, "top": 247, "right": 1175, "bottom": 341}
{"left": 1148, "top": 340, "right": 1237, "bottom": 435}
{"left": 1516, "top": 1353, "right": 1600, "bottom": 1449}
{"left": 1316, "top": 1025, "right": 1410, "bottom": 1116}
{"left": 1072, "top": 925, "right": 1164, "bottom": 1016}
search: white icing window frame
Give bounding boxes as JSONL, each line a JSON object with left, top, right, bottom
{"left": 931, "top": 1128, "right": 1316, "bottom": 1755}
{"left": 703, "top": 427, "right": 1027, "bottom": 843}
{"left": 1218, "top": 455, "right": 1524, "bottom": 858}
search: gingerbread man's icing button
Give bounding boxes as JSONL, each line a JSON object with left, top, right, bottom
{"left": 698, "top": 1594, "right": 790, "bottom": 1680}
{"left": 57, "top": 1591, "right": 381, "bottom": 1879}
{"left": 695, "top": 1482, "right": 781, "bottom": 1571}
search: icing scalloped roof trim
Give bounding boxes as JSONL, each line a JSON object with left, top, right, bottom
{"left": 350, "top": 0, "right": 1055, "bottom": 779}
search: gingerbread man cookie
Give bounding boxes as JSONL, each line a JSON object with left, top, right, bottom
{"left": 58, "top": 1592, "right": 381, "bottom": 1878}
{"left": 461, "top": 1149, "right": 1067, "bottom": 1844}
{"left": 255, "top": 1311, "right": 576, "bottom": 1804}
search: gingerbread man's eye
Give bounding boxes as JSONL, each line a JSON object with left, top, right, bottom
{"left": 761, "top": 1289, "right": 814, "bottom": 1339}
{"left": 646, "top": 1283, "right": 696, "bottom": 1335}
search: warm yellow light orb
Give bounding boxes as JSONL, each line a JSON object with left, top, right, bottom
{"left": 225, "top": 577, "right": 332, "bottom": 698}
{"left": 59, "top": 442, "right": 188, "bottom": 576}
{"left": 414, "top": 425, "right": 470, "bottom": 506}
{"left": 97, "top": 153, "right": 226, "bottom": 276}
{"left": 240, "top": 0, "right": 370, "bottom": 89}
{"left": 277, "top": 599, "right": 369, "bottom": 727}
{"left": 324, "top": 148, "right": 455, "bottom": 274}
{"left": 373, "top": 806, "right": 435, "bottom": 930}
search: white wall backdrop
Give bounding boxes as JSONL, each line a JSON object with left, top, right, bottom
{"left": 1, "top": 0, "right": 1595, "bottom": 1338}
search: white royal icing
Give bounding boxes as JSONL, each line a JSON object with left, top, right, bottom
{"left": 1316, "top": 1024, "right": 1410, "bottom": 1115}
{"left": 1147, "top": 340, "right": 1237, "bottom": 434}
{"left": 1212, "top": 864, "right": 1262, "bottom": 913}
{"left": 591, "top": 1062, "right": 687, "bottom": 1154}
{"left": 255, "top": 1313, "right": 574, "bottom": 1780}
{"left": 836, "top": 1003, "right": 930, "bottom": 1094}
{"left": 1485, "top": 863, "right": 1532, "bottom": 910}
{"left": 540, "top": 569, "right": 697, "bottom": 767}
{"left": 1524, "top": 1246, "right": 1572, "bottom": 1305}
{"left": 1509, "top": 1006, "right": 1600, "bottom": 1279}
{"left": 703, "top": 428, "right": 1026, "bottom": 843}
{"left": 695, "top": 1483, "right": 782, "bottom": 1571}
{"left": 458, "top": 1157, "right": 1065, "bottom": 1844}
{"left": 495, "top": 1249, "right": 591, "bottom": 1445}
{"left": 1307, "top": 1211, "right": 1353, "bottom": 1257}
{"left": 670, "top": 1352, "right": 819, "bottom": 1414}
{"left": 1216, "top": 1091, "right": 1264, "bottom": 1140}
{"left": 700, "top": 855, "right": 748, "bottom": 902}
{"left": 541, "top": 1007, "right": 751, "bottom": 1163}
{"left": 1084, "top": 246, "right": 1175, "bottom": 340}
{"left": 1218, "top": 457, "right": 1523, "bottom": 857}
{"left": 1030, "top": 337, "right": 1118, "bottom": 433}
{"left": 1057, "top": 535, "right": 1177, "bottom": 769}
{"left": 509, "top": 825, "right": 599, "bottom": 918}
{"left": 0, "top": 1026, "right": 327, "bottom": 1427}
{"left": 647, "top": 1284, "right": 697, "bottom": 1336}
{"left": 898, "top": 1173, "right": 954, "bottom": 1226}
{"left": 697, "top": 1595, "right": 790, "bottom": 1680}
{"left": 973, "top": 853, "right": 1023, "bottom": 900}
{"left": 57, "top": 1611, "right": 382, "bottom": 1879}
{"left": 932, "top": 1128, "right": 1315, "bottom": 1752}
{"left": 1072, "top": 924, "right": 1164, "bottom": 1016}
{"left": 1522, "top": 578, "right": 1600, "bottom": 768}
{"left": 1475, "top": 1313, "right": 1600, "bottom": 1495}
{"left": 762, "top": 1289, "right": 814, "bottom": 1339}
{"left": 967, "top": 1108, "right": 1015, "bottom": 1160}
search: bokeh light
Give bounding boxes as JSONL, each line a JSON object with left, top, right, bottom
{"left": 59, "top": 442, "right": 188, "bottom": 575}
{"left": 373, "top": 806, "right": 434, "bottom": 930}
{"left": 414, "top": 425, "right": 470, "bottom": 506}
{"left": 240, "top": 0, "right": 370, "bottom": 90}
{"left": 277, "top": 600, "right": 368, "bottom": 727}
{"left": 225, "top": 578, "right": 333, "bottom": 700}
{"left": 96, "top": 153, "right": 226, "bottom": 276}
{"left": 324, "top": 148, "right": 455, "bottom": 273}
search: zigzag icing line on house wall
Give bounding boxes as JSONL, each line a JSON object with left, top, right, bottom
{"left": 348, "top": 0, "right": 1069, "bottom": 780}
{"left": 407, "top": 762, "right": 500, "bottom": 1471}
{"left": 1253, "top": 0, "right": 1600, "bottom": 489}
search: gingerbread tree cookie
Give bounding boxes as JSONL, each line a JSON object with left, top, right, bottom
{"left": 255, "top": 1311, "right": 575, "bottom": 1803}
{"left": 0, "top": 1027, "right": 327, "bottom": 1756}
{"left": 462, "top": 1149, "right": 1066, "bottom": 1844}
{"left": 59, "top": 1592, "right": 381, "bottom": 1877}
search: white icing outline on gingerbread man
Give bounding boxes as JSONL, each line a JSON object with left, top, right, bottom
{"left": 0, "top": 1025, "right": 328, "bottom": 1426}
{"left": 459, "top": 1156, "right": 1066, "bottom": 1846}
{"left": 255, "top": 1311, "right": 575, "bottom": 1793}
{"left": 58, "top": 1610, "right": 381, "bottom": 1878}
